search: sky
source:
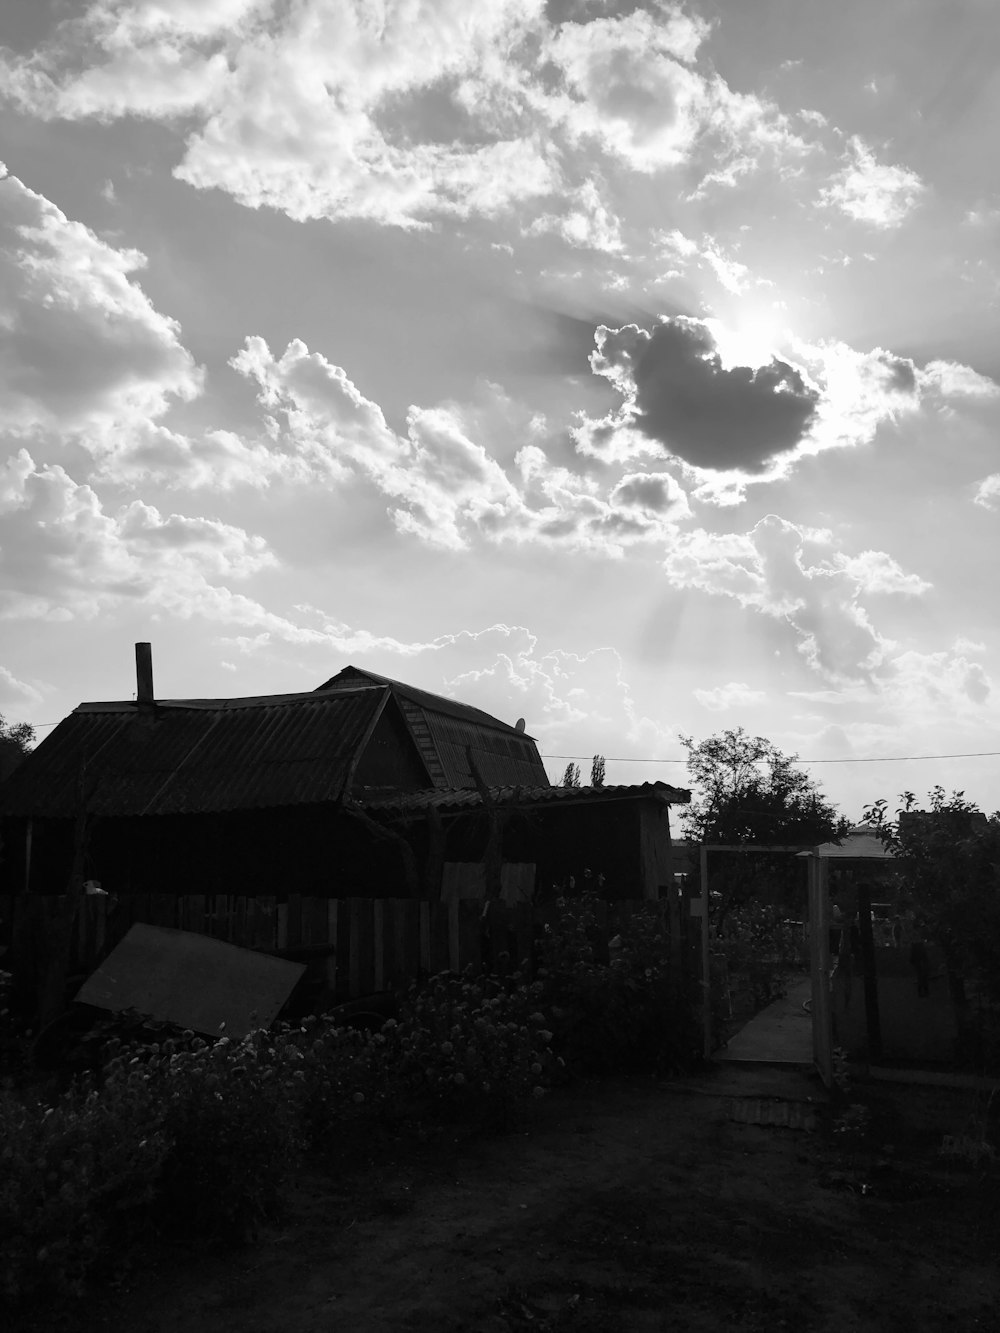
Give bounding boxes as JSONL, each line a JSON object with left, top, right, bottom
{"left": 1, "top": 0, "right": 999, "bottom": 822}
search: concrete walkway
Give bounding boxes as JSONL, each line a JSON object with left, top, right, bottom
{"left": 714, "top": 976, "right": 814, "bottom": 1068}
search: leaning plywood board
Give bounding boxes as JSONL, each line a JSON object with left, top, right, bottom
{"left": 76, "top": 923, "right": 306, "bottom": 1039}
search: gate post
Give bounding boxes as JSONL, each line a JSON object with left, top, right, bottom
{"left": 808, "top": 853, "right": 833, "bottom": 1087}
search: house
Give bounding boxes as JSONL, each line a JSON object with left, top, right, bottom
{"left": 0, "top": 645, "right": 689, "bottom": 903}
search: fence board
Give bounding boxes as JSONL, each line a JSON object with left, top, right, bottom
{"left": 2, "top": 892, "right": 696, "bottom": 1008}
{"left": 372, "top": 900, "right": 384, "bottom": 992}
{"left": 285, "top": 895, "right": 302, "bottom": 950}
{"left": 459, "top": 901, "right": 481, "bottom": 976}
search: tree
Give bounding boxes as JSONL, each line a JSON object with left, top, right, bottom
{"left": 0, "top": 713, "right": 34, "bottom": 782}
{"left": 561, "top": 762, "right": 581, "bottom": 788}
{"left": 863, "top": 787, "right": 1000, "bottom": 1004}
{"left": 681, "top": 727, "right": 846, "bottom": 846}
{"left": 590, "top": 754, "right": 606, "bottom": 788}
{"left": 680, "top": 727, "right": 848, "bottom": 922}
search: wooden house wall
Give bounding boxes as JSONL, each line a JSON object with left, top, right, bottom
{"left": 388, "top": 798, "right": 671, "bottom": 902}
{"left": 1, "top": 805, "right": 415, "bottom": 898}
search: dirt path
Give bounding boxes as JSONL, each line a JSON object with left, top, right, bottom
{"left": 43, "top": 1068, "right": 1000, "bottom": 1333}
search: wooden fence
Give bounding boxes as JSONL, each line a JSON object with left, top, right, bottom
{"left": 0, "top": 892, "right": 693, "bottom": 1005}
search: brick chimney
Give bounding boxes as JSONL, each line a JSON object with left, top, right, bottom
{"left": 135, "top": 642, "right": 155, "bottom": 706}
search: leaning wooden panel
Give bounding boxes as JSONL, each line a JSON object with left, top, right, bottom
{"left": 75, "top": 923, "right": 306, "bottom": 1040}
{"left": 458, "top": 900, "right": 481, "bottom": 976}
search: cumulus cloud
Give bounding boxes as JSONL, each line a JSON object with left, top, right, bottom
{"left": 694, "top": 681, "right": 766, "bottom": 711}
{"left": 576, "top": 317, "right": 999, "bottom": 496}
{"left": 585, "top": 317, "right": 820, "bottom": 473}
{"left": 231, "top": 334, "right": 691, "bottom": 555}
{"left": 0, "top": 2, "right": 814, "bottom": 233}
{"left": 662, "top": 515, "right": 930, "bottom": 681}
{"left": 0, "top": 165, "right": 202, "bottom": 440}
{"left": 974, "top": 474, "right": 1000, "bottom": 509}
{"left": 0, "top": 448, "right": 273, "bottom": 621}
{"left": 819, "top": 135, "right": 924, "bottom": 229}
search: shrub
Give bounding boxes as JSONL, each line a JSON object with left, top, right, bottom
{"left": 535, "top": 893, "right": 698, "bottom": 1075}
{"left": 715, "top": 903, "right": 803, "bottom": 1012}
{"left": 0, "top": 1064, "right": 167, "bottom": 1302}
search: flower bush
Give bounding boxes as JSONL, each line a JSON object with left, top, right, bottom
{"left": 0, "top": 895, "right": 700, "bottom": 1310}
{"left": 715, "top": 903, "right": 805, "bottom": 1012}
{"left": 535, "top": 893, "right": 698, "bottom": 1075}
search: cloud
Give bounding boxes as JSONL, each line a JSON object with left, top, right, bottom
{"left": 1, "top": 2, "right": 813, "bottom": 234}
{"left": 0, "top": 448, "right": 273, "bottom": 621}
{"left": 818, "top": 135, "right": 924, "bottom": 229}
{"left": 694, "top": 681, "right": 766, "bottom": 711}
{"left": 577, "top": 318, "right": 998, "bottom": 496}
{"left": 585, "top": 317, "right": 820, "bottom": 473}
{"left": 0, "top": 165, "right": 202, "bottom": 440}
{"left": 974, "top": 474, "right": 1000, "bottom": 509}
{"left": 662, "top": 515, "right": 930, "bottom": 681}
{"left": 232, "top": 334, "right": 691, "bottom": 555}
{"left": 0, "top": 663, "right": 44, "bottom": 708}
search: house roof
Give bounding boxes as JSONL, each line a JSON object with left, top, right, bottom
{"left": 361, "top": 780, "right": 690, "bottom": 816}
{"left": 318, "top": 665, "right": 550, "bottom": 789}
{"left": 0, "top": 687, "right": 397, "bottom": 818}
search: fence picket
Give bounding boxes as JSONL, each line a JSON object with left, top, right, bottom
{"left": 1, "top": 892, "right": 694, "bottom": 1007}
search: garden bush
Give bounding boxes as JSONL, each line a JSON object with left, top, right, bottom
{"left": 714, "top": 902, "right": 805, "bottom": 1012}
{"left": 535, "top": 893, "right": 698, "bottom": 1075}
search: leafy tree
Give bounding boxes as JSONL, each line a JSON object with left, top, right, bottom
{"left": 863, "top": 787, "right": 1000, "bottom": 1004}
{"left": 680, "top": 727, "right": 848, "bottom": 923}
{"left": 561, "top": 762, "right": 581, "bottom": 788}
{"left": 590, "top": 754, "right": 606, "bottom": 788}
{"left": 0, "top": 713, "right": 34, "bottom": 782}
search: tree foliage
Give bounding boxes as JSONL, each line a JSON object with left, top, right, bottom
{"left": 590, "top": 754, "right": 606, "bottom": 788}
{"left": 863, "top": 786, "right": 1000, "bottom": 1001}
{"left": 0, "top": 714, "right": 34, "bottom": 782}
{"left": 680, "top": 727, "right": 847, "bottom": 846}
{"left": 561, "top": 762, "right": 581, "bottom": 789}
{"left": 680, "top": 727, "right": 848, "bottom": 923}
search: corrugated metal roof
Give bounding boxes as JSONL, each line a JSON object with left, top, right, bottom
{"left": 362, "top": 781, "right": 690, "bottom": 815}
{"left": 0, "top": 687, "right": 388, "bottom": 818}
{"left": 318, "top": 666, "right": 536, "bottom": 739}
{"left": 319, "top": 665, "right": 551, "bottom": 788}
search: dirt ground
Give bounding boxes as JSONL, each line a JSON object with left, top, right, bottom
{"left": 22, "top": 1064, "right": 1000, "bottom": 1333}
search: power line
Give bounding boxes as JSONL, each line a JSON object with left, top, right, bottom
{"left": 542, "top": 750, "right": 1000, "bottom": 765}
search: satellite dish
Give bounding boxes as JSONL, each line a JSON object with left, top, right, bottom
{"left": 515, "top": 718, "right": 526, "bottom": 733}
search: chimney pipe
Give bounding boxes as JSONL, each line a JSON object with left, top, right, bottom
{"left": 135, "top": 642, "right": 155, "bottom": 706}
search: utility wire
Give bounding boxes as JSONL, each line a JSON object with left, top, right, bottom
{"left": 542, "top": 750, "right": 1000, "bottom": 765}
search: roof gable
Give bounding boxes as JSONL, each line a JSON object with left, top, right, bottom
{"left": 318, "top": 666, "right": 551, "bottom": 789}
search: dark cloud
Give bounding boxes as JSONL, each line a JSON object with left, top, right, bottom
{"left": 593, "top": 317, "right": 821, "bottom": 473}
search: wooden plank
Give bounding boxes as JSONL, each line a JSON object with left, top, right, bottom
{"left": 149, "top": 894, "right": 177, "bottom": 931}
{"left": 380, "top": 900, "right": 397, "bottom": 990}
{"left": 431, "top": 900, "right": 450, "bottom": 976}
{"left": 514, "top": 904, "right": 533, "bottom": 975}
{"left": 458, "top": 901, "right": 481, "bottom": 976}
{"left": 447, "top": 899, "right": 461, "bottom": 973}
{"left": 419, "top": 901, "right": 431, "bottom": 977}
{"left": 231, "top": 895, "right": 248, "bottom": 945}
{"left": 185, "top": 895, "right": 207, "bottom": 939}
{"left": 373, "top": 900, "right": 385, "bottom": 992}
{"left": 255, "top": 896, "right": 277, "bottom": 951}
{"left": 335, "top": 899, "right": 352, "bottom": 1002}
{"left": 348, "top": 898, "right": 362, "bottom": 997}
{"left": 285, "top": 895, "right": 302, "bottom": 950}
{"left": 304, "top": 896, "right": 330, "bottom": 949}
{"left": 276, "top": 902, "right": 288, "bottom": 950}
{"left": 400, "top": 900, "right": 420, "bottom": 992}
{"left": 357, "top": 898, "right": 375, "bottom": 996}
{"left": 323, "top": 900, "right": 338, "bottom": 993}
